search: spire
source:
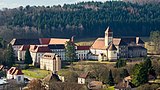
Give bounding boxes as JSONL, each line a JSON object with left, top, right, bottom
{"left": 105, "top": 26, "right": 112, "bottom": 33}
{"left": 71, "top": 35, "right": 75, "bottom": 42}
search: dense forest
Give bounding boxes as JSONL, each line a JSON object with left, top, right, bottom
{"left": 0, "top": 1, "right": 160, "bottom": 41}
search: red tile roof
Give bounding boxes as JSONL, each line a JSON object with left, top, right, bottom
{"left": 29, "top": 45, "right": 37, "bottom": 51}
{"left": 49, "top": 38, "right": 70, "bottom": 45}
{"left": 77, "top": 46, "right": 90, "bottom": 50}
{"left": 79, "top": 72, "right": 89, "bottom": 79}
{"left": 39, "top": 38, "right": 50, "bottom": 45}
{"left": 8, "top": 67, "right": 23, "bottom": 75}
{"left": 91, "top": 38, "right": 126, "bottom": 50}
{"left": 19, "top": 45, "right": 30, "bottom": 51}
{"left": 90, "top": 38, "right": 106, "bottom": 50}
{"left": 108, "top": 43, "right": 117, "bottom": 51}
{"left": 33, "top": 46, "right": 52, "bottom": 53}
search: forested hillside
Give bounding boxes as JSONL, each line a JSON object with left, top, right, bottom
{"left": 123, "top": 0, "right": 160, "bottom": 4}
{"left": 0, "top": 1, "right": 160, "bottom": 41}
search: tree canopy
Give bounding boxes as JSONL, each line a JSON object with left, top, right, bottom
{"left": 0, "top": 1, "right": 159, "bottom": 40}
{"left": 107, "top": 70, "right": 114, "bottom": 86}
{"left": 65, "top": 40, "right": 76, "bottom": 61}
{"left": 24, "top": 48, "right": 33, "bottom": 64}
{"left": 4, "top": 44, "right": 15, "bottom": 67}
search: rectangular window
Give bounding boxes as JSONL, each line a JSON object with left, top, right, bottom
{"left": 18, "top": 76, "right": 21, "bottom": 81}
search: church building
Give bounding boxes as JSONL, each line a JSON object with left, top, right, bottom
{"left": 90, "top": 27, "right": 147, "bottom": 61}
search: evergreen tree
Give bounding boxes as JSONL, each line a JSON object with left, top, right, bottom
{"left": 65, "top": 40, "right": 76, "bottom": 61}
{"left": 132, "top": 63, "right": 149, "bottom": 86}
{"left": 115, "top": 58, "right": 126, "bottom": 68}
{"left": 5, "top": 44, "right": 15, "bottom": 67}
{"left": 144, "top": 57, "right": 152, "bottom": 70}
{"left": 107, "top": 70, "right": 114, "bottom": 86}
{"left": 24, "top": 48, "right": 32, "bottom": 64}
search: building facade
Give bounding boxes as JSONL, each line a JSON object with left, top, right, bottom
{"left": 76, "top": 46, "right": 90, "bottom": 60}
{"left": 40, "top": 53, "right": 61, "bottom": 72}
{"left": 90, "top": 26, "right": 147, "bottom": 61}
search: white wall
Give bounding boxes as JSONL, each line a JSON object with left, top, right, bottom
{"left": 18, "top": 50, "right": 26, "bottom": 61}
{"left": 12, "top": 45, "right": 22, "bottom": 57}
{"left": 76, "top": 50, "right": 89, "bottom": 60}
{"left": 90, "top": 49, "right": 105, "bottom": 55}
{"left": 78, "top": 78, "right": 85, "bottom": 84}
{"left": 31, "top": 52, "right": 44, "bottom": 66}
{"left": 40, "top": 56, "right": 61, "bottom": 71}
{"left": 108, "top": 50, "right": 117, "bottom": 60}
{"left": 14, "top": 75, "right": 24, "bottom": 83}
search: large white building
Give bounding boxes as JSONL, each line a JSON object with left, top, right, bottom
{"left": 90, "top": 27, "right": 147, "bottom": 61}
{"left": 76, "top": 46, "right": 90, "bottom": 60}
{"left": 40, "top": 53, "right": 61, "bottom": 72}
{"left": 10, "top": 38, "right": 69, "bottom": 60}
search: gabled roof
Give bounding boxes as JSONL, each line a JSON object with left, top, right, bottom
{"left": 39, "top": 38, "right": 50, "bottom": 45}
{"left": 121, "top": 37, "right": 144, "bottom": 45}
{"left": 49, "top": 38, "right": 70, "bottom": 45}
{"left": 128, "top": 46, "right": 147, "bottom": 50}
{"left": 29, "top": 45, "right": 37, "bottom": 51}
{"left": 105, "top": 27, "right": 112, "bottom": 33}
{"left": 32, "top": 46, "right": 52, "bottom": 53}
{"left": 48, "top": 44, "right": 65, "bottom": 49}
{"left": 19, "top": 45, "right": 30, "bottom": 51}
{"left": 8, "top": 67, "right": 23, "bottom": 75}
{"left": 43, "top": 73, "right": 61, "bottom": 82}
{"left": 10, "top": 38, "right": 70, "bottom": 46}
{"left": 0, "top": 65, "right": 4, "bottom": 71}
{"left": 10, "top": 38, "right": 40, "bottom": 45}
{"left": 42, "top": 53, "right": 60, "bottom": 60}
{"left": 113, "top": 38, "right": 127, "bottom": 46}
{"left": 77, "top": 46, "right": 90, "bottom": 50}
{"left": 108, "top": 43, "right": 117, "bottom": 51}
{"left": 79, "top": 72, "right": 89, "bottom": 79}
{"left": 136, "top": 37, "right": 144, "bottom": 44}
{"left": 90, "top": 38, "right": 106, "bottom": 50}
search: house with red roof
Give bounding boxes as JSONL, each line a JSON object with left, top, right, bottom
{"left": 7, "top": 67, "right": 24, "bottom": 83}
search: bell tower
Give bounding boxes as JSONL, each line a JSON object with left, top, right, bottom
{"left": 105, "top": 27, "right": 113, "bottom": 47}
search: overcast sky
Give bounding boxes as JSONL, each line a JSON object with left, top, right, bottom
{"left": 0, "top": 0, "right": 107, "bottom": 9}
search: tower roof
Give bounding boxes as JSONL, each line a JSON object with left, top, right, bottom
{"left": 108, "top": 43, "right": 117, "bottom": 51}
{"left": 105, "top": 26, "right": 112, "bottom": 33}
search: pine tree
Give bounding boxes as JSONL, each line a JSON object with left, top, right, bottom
{"left": 107, "top": 70, "right": 114, "bottom": 86}
{"left": 65, "top": 40, "right": 76, "bottom": 61}
{"left": 24, "top": 48, "right": 32, "bottom": 64}
{"left": 132, "top": 63, "right": 149, "bottom": 86}
{"left": 5, "top": 44, "right": 15, "bottom": 67}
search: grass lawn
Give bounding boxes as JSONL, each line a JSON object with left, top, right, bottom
{"left": 22, "top": 68, "right": 51, "bottom": 79}
{"left": 58, "top": 69, "right": 72, "bottom": 76}
{"left": 105, "top": 86, "right": 114, "bottom": 90}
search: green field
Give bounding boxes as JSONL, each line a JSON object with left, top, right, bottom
{"left": 22, "top": 68, "right": 51, "bottom": 79}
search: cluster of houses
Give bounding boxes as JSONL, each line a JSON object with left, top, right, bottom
{"left": 10, "top": 38, "right": 90, "bottom": 72}
{"left": 10, "top": 26, "right": 147, "bottom": 64}
{"left": 0, "top": 26, "right": 148, "bottom": 89}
